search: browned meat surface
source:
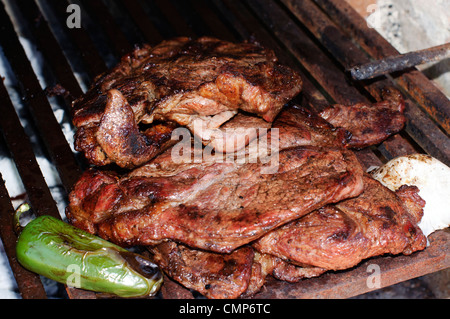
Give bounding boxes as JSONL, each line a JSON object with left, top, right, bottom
{"left": 319, "top": 87, "right": 406, "bottom": 148}
{"left": 146, "top": 173, "right": 427, "bottom": 299}
{"left": 273, "top": 104, "right": 351, "bottom": 149}
{"left": 66, "top": 146, "right": 364, "bottom": 253}
{"left": 258, "top": 87, "right": 405, "bottom": 151}
{"left": 149, "top": 241, "right": 254, "bottom": 299}
{"left": 206, "top": 112, "right": 272, "bottom": 153}
{"left": 78, "top": 89, "right": 178, "bottom": 168}
{"left": 148, "top": 242, "right": 325, "bottom": 299}
{"left": 72, "top": 37, "right": 302, "bottom": 168}
{"left": 253, "top": 175, "right": 427, "bottom": 270}
{"left": 209, "top": 103, "right": 351, "bottom": 164}
{"left": 245, "top": 252, "right": 326, "bottom": 296}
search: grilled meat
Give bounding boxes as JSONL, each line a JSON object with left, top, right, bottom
{"left": 205, "top": 112, "right": 272, "bottom": 153}
{"left": 67, "top": 32, "right": 414, "bottom": 298}
{"left": 80, "top": 89, "right": 178, "bottom": 168}
{"left": 66, "top": 145, "right": 364, "bottom": 253}
{"left": 147, "top": 175, "right": 426, "bottom": 299}
{"left": 72, "top": 37, "right": 302, "bottom": 168}
{"left": 148, "top": 242, "right": 325, "bottom": 299}
{"left": 226, "top": 85, "right": 405, "bottom": 155}
{"left": 319, "top": 87, "right": 406, "bottom": 148}
{"left": 243, "top": 251, "right": 326, "bottom": 297}
{"left": 253, "top": 175, "right": 427, "bottom": 270}
{"left": 274, "top": 104, "right": 351, "bottom": 149}
{"left": 230, "top": 87, "right": 405, "bottom": 154}
{"left": 149, "top": 241, "right": 254, "bottom": 299}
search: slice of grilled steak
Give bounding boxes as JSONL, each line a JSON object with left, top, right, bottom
{"left": 229, "top": 87, "right": 405, "bottom": 154}
{"left": 319, "top": 87, "right": 406, "bottom": 148}
{"left": 66, "top": 145, "right": 364, "bottom": 253}
{"left": 251, "top": 86, "right": 404, "bottom": 152}
{"left": 253, "top": 175, "right": 427, "bottom": 270}
{"left": 72, "top": 37, "right": 302, "bottom": 168}
{"left": 242, "top": 252, "right": 327, "bottom": 297}
{"left": 149, "top": 241, "right": 254, "bottom": 299}
{"left": 205, "top": 112, "right": 273, "bottom": 153}
{"left": 274, "top": 104, "right": 351, "bottom": 149}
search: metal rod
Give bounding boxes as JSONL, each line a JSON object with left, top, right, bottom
{"left": 348, "top": 42, "right": 450, "bottom": 80}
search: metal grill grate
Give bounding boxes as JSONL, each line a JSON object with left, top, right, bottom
{"left": 0, "top": 0, "right": 448, "bottom": 299}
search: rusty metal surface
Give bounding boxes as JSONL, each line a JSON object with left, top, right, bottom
{"left": 0, "top": 0, "right": 448, "bottom": 299}
{"left": 347, "top": 43, "right": 450, "bottom": 81}
{"left": 0, "top": 176, "right": 48, "bottom": 299}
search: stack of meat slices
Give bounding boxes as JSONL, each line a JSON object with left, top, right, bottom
{"left": 66, "top": 37, "right": 426, "bottom": 299}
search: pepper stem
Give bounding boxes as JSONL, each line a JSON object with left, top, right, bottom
{"left": 13, "top": 203, "right": 33, "bottom": 235}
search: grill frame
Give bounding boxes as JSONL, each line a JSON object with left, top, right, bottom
{"left": 0, "top": 0, "right": 448, "bottom": 299}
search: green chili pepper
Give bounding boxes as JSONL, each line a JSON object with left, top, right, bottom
{"left": 15, "top": 203, "right": 163, "bottom": 298}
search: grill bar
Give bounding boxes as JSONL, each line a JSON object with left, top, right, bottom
{"left": 152, "top": 0, "right": 195, "bottom": 39}
{"left": 44, "top": 0, "right": 108, "bottom": 79}
{"left": 0, "top": 175, "right": 48, "bottom": 299}
{"left": 0, "top": 0, "right": 448, "bottom": 299}
{"left": 79, "top": 0, "right": 134, "bottom": 56}
{"left": 187, "top": 0, "right": 236, "bottom": 42}
{"left": 119, "top": 0, "right": 164, "bottom": 44}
